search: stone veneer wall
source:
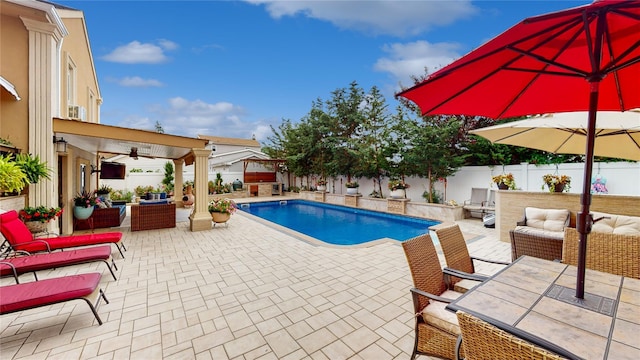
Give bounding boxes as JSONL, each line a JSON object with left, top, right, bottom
{"left": 285, "top": 191, "right": 464, "bottom": 223}
{"left": 497, "top": 190, "right": 640, "bottom": 242}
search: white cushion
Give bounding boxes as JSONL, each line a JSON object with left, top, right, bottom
{"left": 524, "top": 207, "right": 569, "bottom": 232}
{"left": 514, "top": 225, "right": 565, "bottom": 240}
{"left": 421, "top": 290, "right": 462, "bottom": 335}
{"left": 591, "top": 212, "right": 640, "bottom": 235}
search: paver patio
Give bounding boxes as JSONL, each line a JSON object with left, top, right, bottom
{"left": 0, "top": 205, "right": 510, "bottom": 359}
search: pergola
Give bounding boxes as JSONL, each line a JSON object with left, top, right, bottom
{"left": 53, "top": 118, "right": 213, "bottom": 232}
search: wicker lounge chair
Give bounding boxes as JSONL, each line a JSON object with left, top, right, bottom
{"left": 0, "top": 210, "right": 126, "bottom": 258}
{"left": 0, "top": 272, "right": 109, "bottom": 325}
{"left": 509, "top": 207, "right": 570, "bottom": 261}
{"left": 455, "top": 311, "right": 565, "bottom": 360}
{"left": 432, "top": 223, "right": 509, "bottom": 292}
{"left": 401, "top": 233, "right": 466, "bottom": 360}
{"left": 0, "top": 245, "right": 117, "bottom": 283}
{"left": 563, "top": 227, "right": 640, "bottom": 279}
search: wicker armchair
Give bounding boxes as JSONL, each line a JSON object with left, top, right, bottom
{"left": 509, "top": 207, "right": 570, "bottom": 261}
{"left": 433, "top": 223, "right": 509, "bottom": 292}
{"left": 455, "top": 311, "right": 566, "bottom": 360}
{"left": 563, "top": 227, "right": 640, "bottom": 279}
{"left": 401, "top": 233, "right": 465, "bottom": 360}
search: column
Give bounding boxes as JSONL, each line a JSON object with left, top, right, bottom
{"left": 190, "top": 148, "right": 212, "bottom": 231}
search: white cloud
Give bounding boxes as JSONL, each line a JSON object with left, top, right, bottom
{"left": 374, "top": 40, "right": 462, "bottom": 90}
{"left": 119, "top": 97, "right": 270, "bottom": 141}
{"left": 116, "top": 76, "right": 164, "bottom": 87}
{"left": 157, "top": 39, "right": 179, "bottom": 51}
{"left": 244, "top": 0, "right": 477, "bottom": 36}
{"left": 101, "top": 40, "right": 176, "bottom": 64}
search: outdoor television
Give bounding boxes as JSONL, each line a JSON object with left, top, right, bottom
{"left": 99, "top": 162, "right": 126, "bottom": 179}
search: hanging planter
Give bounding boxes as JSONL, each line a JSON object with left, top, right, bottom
{"left": 492, "top": 173, "right": 516, "bottom": 190}
{"left": 541, "top": 174, "right": 571, "bottom": 193}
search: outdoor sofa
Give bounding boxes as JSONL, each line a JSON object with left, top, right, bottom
{"left": 74, "top": 205, "right": 126, "bottom": 230}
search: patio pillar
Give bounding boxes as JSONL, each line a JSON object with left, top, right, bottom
{"left": 173, "top": 159, "right": 184, "bottom": 206}
{"left": 190, "top": 148, "right": 211, "bottom": 231}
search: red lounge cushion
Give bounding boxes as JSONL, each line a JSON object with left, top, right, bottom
{"left": 0, "top": 211, "right": 122, "bottom": 253}
{"left": 0, "top": 246, "right": 112, "bottom": 277}
{"left": 12, "top": 233, "right": 122, "bottom": 253}
{"left": 0, "top": 273, "right": 102, "bottom": 314}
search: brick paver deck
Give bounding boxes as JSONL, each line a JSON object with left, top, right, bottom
{"left": 0, "top": 206, "right": 510, "bottom": 359}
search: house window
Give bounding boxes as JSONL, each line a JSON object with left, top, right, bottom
{"left": 66, "top": 60, "right": 76, "bottom": 106}
{"left": 88, "top": 90, "right": 95, "bottom": 122}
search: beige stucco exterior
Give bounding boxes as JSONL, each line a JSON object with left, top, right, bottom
{"left": 1, "top": 0, "right": 211, "bottom": 233}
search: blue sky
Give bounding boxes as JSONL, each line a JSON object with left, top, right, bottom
{"left": 58, "top": 0, "right": 586, "bottom": 144}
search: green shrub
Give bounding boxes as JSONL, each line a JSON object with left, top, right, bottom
{"left": 111, "top": 189, "right": 134, "bottom": 202}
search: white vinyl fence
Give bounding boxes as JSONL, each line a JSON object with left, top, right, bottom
{"left": 102, "top": 161, "right": 640, "bottom": 204}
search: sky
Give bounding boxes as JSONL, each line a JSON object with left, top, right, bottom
{"left": 56, "top": 0, "right": 587, "bottom": 144}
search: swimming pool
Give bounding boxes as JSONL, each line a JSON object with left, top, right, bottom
{"left": 239, "top": 200, "right": 439, "bottom": 245}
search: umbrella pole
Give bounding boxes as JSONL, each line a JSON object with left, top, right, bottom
{"left": 575, "top": 83, "right": 600, "bottom": 299}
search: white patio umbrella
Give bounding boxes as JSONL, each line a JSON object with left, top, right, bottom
{"left": 469, "top": 110, "right": 640, "bottom": 161}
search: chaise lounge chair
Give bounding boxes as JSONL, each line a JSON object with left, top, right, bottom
{"left": 0, "top": 272, "right": 109, "bottom": 325}
{"left": 0, "top": 245, "right": 117, "bottom": 283}
{"left": 0, "top": 210, "right": 126, "bottom": 258}
{"left": 463, "top": 188, "right": 488, "bottom": 219}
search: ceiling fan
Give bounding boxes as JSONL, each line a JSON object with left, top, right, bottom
{"left": 129, "top": 147, "right": 139, "bottom": 160}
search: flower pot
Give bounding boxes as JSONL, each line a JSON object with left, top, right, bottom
{"left": 183, "top": 185, "right": 194, "bottom": 207}
{"left": 553, "top": 183, "right": 565, "bottom": 193}
{"left": 211, "top": 212, "right": 231, "bottom": 224}
{"left": 346, "top": 187, "right": 358, "bottom": 195}
{"left": 317, "top": 185, "right": 326, "bottom": 192}
{"left": 25, "top": 221, "right": 47, "bottom": 234}
{"left": 390, "top": 189, "right": 406, "bottom": 199}
{"left": 73, "top": 206, "right": 94, "bottom": 220}
{"left": 497, "top": 183, "right": 509, "bottom": 190}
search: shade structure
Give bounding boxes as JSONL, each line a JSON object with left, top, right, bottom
{"left": 397, "top": 0, "right": 640, "bottom": 299}
{"left": 469, "top": 110, "right": 640, "bottom": 161}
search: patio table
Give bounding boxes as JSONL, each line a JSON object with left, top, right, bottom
{"left": 446, "top": 255, "right": 640, "bottom": 360}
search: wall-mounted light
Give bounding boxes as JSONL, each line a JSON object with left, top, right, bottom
{"left": 53, "top": 136, "right": 67, "bottom": 153}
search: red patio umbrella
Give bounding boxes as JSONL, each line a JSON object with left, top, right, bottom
{"left": 397, "top": 0, "right": 640, "bottom": 299}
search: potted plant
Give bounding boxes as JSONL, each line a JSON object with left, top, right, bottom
{"left": 542, "top": 174, "right": 571, "bottom": 193}
{"left": 388, "top": 179, "right": 409, "bottom": 199}
{"left": 345, "top": 181, "right": 359, "bottom": 195}
{"left": 208, "top": 198, "right": 238, "bottom": 225}
{"left": 14, "top": 153, "right": 51, "bottom": 184}
{"left": 0, "top": 154, "right": 27, "bottom": 196}
{"left": 19, "top": 205, "right": 63, "bottom": 233}
{"left": 316, "top": 179, "right": 327, "bottom": 192}
{"left": 96, "top": 184, "right": 113, "bottom": 199}
{"left": 492, "top": 173, "right": 516, "bottom": 190}
{"left": 72, "top": 190, "right": 99, "bottom": 220}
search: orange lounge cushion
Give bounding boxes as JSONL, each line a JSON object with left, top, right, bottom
{"left": 0, "top": 246, "right": 112, "bottom": 277}
{"left": 0, "top": 273, "right": 102, "bottom": 314}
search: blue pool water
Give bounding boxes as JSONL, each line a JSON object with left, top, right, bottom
{"left": 239, "top": 200, "right": 439, "bottom": 245}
